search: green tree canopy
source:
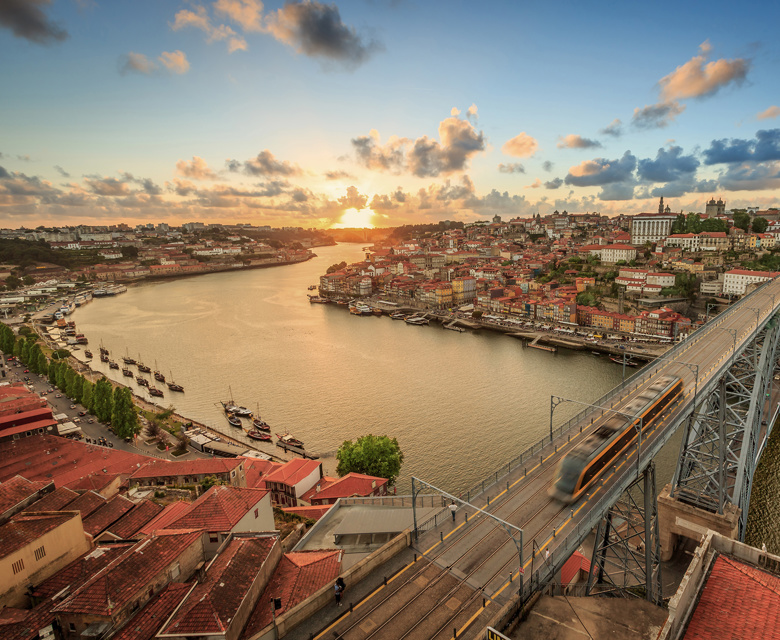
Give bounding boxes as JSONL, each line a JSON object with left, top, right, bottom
{"left": 111, "top": 386, "right": 139, "bottom": 438}
{"left": 671, "top": 213, "right": 687, "bottom": 234}
{"left": 336, "top": 434, "right": 404, "bottom": 487}
{"left": 685, "top": 213, "right": 702, "bottom": 234}
{"left": 93, "top": 378, "right": 114, "bottom": 423}
{"left": 752, "top": 217, "right": 769, "bottom": 234}
{"left": 701, "top": 218, "right": 727, "bottom": 233}
{"left": 733, "top": 211, "right": 751, "bottom": 232}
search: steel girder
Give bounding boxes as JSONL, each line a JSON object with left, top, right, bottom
{"left": 586, "top": 461, "right": 662, "bottom": 605}
{"left": 671, "top": 315, "right": 780, "bottom": 538}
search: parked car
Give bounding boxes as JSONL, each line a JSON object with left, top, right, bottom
{"left": 78, "top": 411, "right": 87, "bottom": 416}
{"left": 69, "top": 404, "right": 76, "bottom": 409}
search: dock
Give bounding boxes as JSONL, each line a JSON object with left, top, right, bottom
{"left": 276, "top": 441, "right": 319, "bottom": 459}
{"left": 527, "top": 334, "right": 557, "bottom": 353}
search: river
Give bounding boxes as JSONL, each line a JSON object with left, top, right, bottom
{"left": 73, "top": 243, "right": 685, "bottom": 495}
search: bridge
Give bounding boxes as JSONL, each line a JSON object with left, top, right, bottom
{"left": 310, "top": 278, "right": 780, "bottom": 640}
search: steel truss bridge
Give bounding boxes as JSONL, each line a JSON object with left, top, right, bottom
{"left": 314, "top": 279, "right": 780, "bottom": 640}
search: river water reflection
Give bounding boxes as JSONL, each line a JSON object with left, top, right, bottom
{"left": 74, "top": 243, "right": 685, "bottom": 494}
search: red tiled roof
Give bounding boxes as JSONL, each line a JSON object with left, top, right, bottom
{"left": 560, "top": 550, "right": 590, "bottom": 585}
{"left": 53, "top": 529, "right": 204, "bottom": 617}
{"left": 111, "top": 583, "right": 190, "bottom": 640}
{"left": 30, "top": 543, "right": 134, "bottom": 599}
{"left": 137, "top": 501, "right": 191, "bottom": 536}
{"left": 0, "top": 601, "right": 58, "bottom": 640}
{"left": 23, "top": 486, "right": 78, "bottom": 513}
{"left": 129, "top": 458, "right": 243, "bottom": 480}
{"left": 0, "top": 435, "right": 152, "bottom": 488}
{"left": 281, "top": 505, "right": 333, "bottom": 521}
{"left": 683, "top": 554, "right": 780, "bottom": 640}
{"left": 166, "top": 485, "right": 268, "bottom": 533}
{"left": 0, "top": 512, "right": 79, "bottom": 560}
{"left": 161, "top": 535, "right": 277, "bottom": 635}
{"left": 106, "top": 499, "right": 164, "bottom": 539}
{"left": 82, "top": 495, "right": 135, "bottom": 537}
{"left": 242, "top": 550, "right": 342, "bottom": 638}
{"left": 241, "top": 457, "right": 279, "bottom": 489}
{"left": 64, "top": 472, "right": 121, "bottom": 494}
{"left": 0, "top": 476, "right": 52, "bottom": 516}
{"left": 726, "top": 269, "right": 780, "bottom": 278}
{"left": 301, "top": 473, "right": 387, "bottom": 504}
{"left": 65, "top": 490, "right": 107, "bottom": 519}
{"left": 263, "top": 459, "right": 321, "bottom": 487}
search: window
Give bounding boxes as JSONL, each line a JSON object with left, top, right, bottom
{"left": 12, "top": 559, "right": 24, "bottom": 574}
{"left": 209, "top": 534, "right": 219, "bottom": 543}
{"left": 34, "top": 546, "right": 46, "bottom": 561}
{"left": 69, "top": 623, "right": 76, "bottom": 633}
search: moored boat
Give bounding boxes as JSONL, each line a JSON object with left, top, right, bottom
{"left": 227, "top": 413, "right": 242, "bottom": 428}
{"left": 167, "top": 371, "right": 184, "bottom": 392}
{"left": 247, "top": 429, "right": 272, "bottom": 441}
{"left": 137, "top": 362, "right": 151, "bottom": 373}
{"left": 85, "top": 350, "right": 93, "bottom": 359}
{"left": 136, "top": 377, "right": 149, "bottom": 387}
{"left": 100, "top": 354, "right": 109, "bottom": 363}
{"left": 154, "top": 361, "right": 165, "bottom": 382}
{"left": 149, "top": 387, "right": 164, "bottom": 397}
{"left": 122, "top": 349, "right": 136, "bottom": 365}
{"left": 109, "top": 361, "right": 119, "bottom": 369}
{"left": 610, "top": 355, "right": 639, "bottom": 367}
{"left": 405, "top": 315, "right": 429, "bottom": 325}
{"left": 276, "top": 433, "right": 304, "bottom": 448}
{"left": 253, "top": 418, "right": 270, "bottom": 431}
{"left": 122, "top": 368, "right": 133, "bottom": 377}
{"left": 308, "top": 296, "right": 330, "bottom": 304}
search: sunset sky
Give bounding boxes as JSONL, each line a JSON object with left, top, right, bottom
{"left": 2, "top": 0, "right": 780, "bottom": 229}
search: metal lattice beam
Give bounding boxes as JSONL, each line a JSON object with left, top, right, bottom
{"left": 587, "top": 461, "right": 662, "bottom": 604}
{"left": 671, "top": 316, "right": 780, "bottom": 538}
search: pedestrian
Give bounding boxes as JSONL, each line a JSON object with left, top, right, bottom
{"left": 334, "top": 577, "right": 346, "bottom": 606}
{"left": 449, "top": 500, "right": 457, "bottom": 522}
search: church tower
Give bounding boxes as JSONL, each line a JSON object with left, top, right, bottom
{"left": 658, "top": 197, "right": 664, "bottom": 214}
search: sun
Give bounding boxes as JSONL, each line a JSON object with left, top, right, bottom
{"left": 331, "top": 207, "right": 376, "bottom": 229}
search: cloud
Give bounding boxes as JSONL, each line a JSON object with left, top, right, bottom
{"left": 83, "top": 175, "right": 132, "bottom": 196}
{"left": 338, "top": 185, "right": 368, "bottom": 210}
{"left": 544, "top": 177, "right": 563, "bottom": 189}
{"left": 557, "top": 134, "right": 602, "bottom": 149}
{"left": 0, "top": 0, "right": 68, "bottom": 45}
{"left": 702, "top": 129, "right": 780, "bottom": 165}
{"left": 757, "top": 106, "right": 780, "bottom": 121}
{"left": 171, "top": 6, "right": 247, "bottom": 53}
{"left": 159, "top": 50, "right": 190, "bottom": 74}
{"left": 502, "top": 133, "right": 538, "bottom": 158}
{"left": 264, "top": 1, "right": 382, "bottom": 67}
{"left": 717, "top": 162, "right": 780, "bottom": 191}
{"left": 352, "top": 113, "right": 485, "bottom": 177}
{"left": 600, "top": 119, "right": 623, "bottom": 138}
{"left": 467, "top": 103, "right": 478, "bottom": 121}
{"left": 632, "top": 101, "right": 685, "bottom": 130}
{"left": 598, "top": 183, "right": 635, "bottom": 201}
{"left": 228, "top": 150, "right": 302, "bottom": 176}
{"left": 565, "top": 151, "right": 637, "bottom": 187}
{"left": 176, "top": 156, "right": 218, "bottom": 180}
{"left": 54, "top": 165, "right": 70, "bottom": 178}
{"left": 542, "top": 160, "right": 554, "bottom": 172}
{"left": 498, "top": 163, "right": 524, "bottom": 174}
{"left": 526, "top": 179, "right": 542, "bottom": 189}
{"left": 637, "top": 146, "right": 699, "bottom": 183}
{"left": 118, "top": 52, "right": 157, "bottom": 75}
{"left": 659, "top": 41, "right": 750, "bottom": 102}
{"left": 213, "top": 0, "right": 264, "bottom": 32}
{"left": 324, "top": 169, "right": 355, "bottom": 180}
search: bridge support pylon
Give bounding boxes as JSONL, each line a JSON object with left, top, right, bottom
{"left": 586, "top": 461, "right": 663, "bottom": 605}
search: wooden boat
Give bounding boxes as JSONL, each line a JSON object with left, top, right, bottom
{"left": 122, "top": 349, "right": 135, "bottom": 365}
{"left": 136, "top": 377, "right": 149, "bottom": 387}
{"left": 149, "top": 387, "right": 164, "bottom": 397}
{"left": 122, "top": 368, "right": 133, "bottom": 377}
{"left": 276, "top": 433, "right": 304, "bottom": 448}
{"left": 247, "top": 429, "right": 272, "bottom": 441}
{"left": 100, "top": 354, "right": 109, "bottom": 363}
{"left": 610, "top": 355, "right": 638, "bottom": 367}
{"left": 84, "top": 350, "right": 93, "bottom": 359}
{"left": 99, "top": 343, "right": 109, "bottom": 356}
{"left": 227, "top": 413, "right": 242, "bottom": 428}
{"left": 167, "top": 371, "right": 184, "bottom": 392}
{"left": 108, "top": 361, "right": 119, "bottom": 369}
{"left": 154, "top": 361, "right": 165, "bottom": 383}
{"left": 252, "top": 418, "right": 270, "bottom": 432}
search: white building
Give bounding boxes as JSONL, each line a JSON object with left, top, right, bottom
{"left": 630, "top": 213, "right": 678, "bottom": 246}
{"left": 722, "top": 269, "right": 778, "bottom": 296}
{"left": 599, "top": 244, "right": 637, "bottom": 264}
{"left": 664, "top": 233, "right": 700, "bottom": 252}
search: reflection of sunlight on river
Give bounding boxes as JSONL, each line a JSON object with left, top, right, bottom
{"left": 73, "top": 244, "right": 682, "bottom": 494}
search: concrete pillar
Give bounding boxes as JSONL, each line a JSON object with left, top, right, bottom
{"left": 657, "top": 483, "right": 741, "bottom": 561}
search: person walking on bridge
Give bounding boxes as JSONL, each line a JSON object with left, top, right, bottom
{"left": 449, "top": 500, "right": 457, "bottom": 522}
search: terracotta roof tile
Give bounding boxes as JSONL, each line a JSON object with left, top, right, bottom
{"left": 23, "top": 486, "right": 78, "bottom": 513}
{"left": 136, "top": 501, "right": 190, "bottom": 536}
{"left": 302, "top": 473, "right": 387, "bottom": 504}
{"left": 166, "top": 486, "right": 268, "bottom": 533}
{"left": 63, "top": 472, "right": 121, "bottom": 494}
{"left": 161, "top": 535, "right": 277, "bottom": 635}
{"left": 560, "top": 550, "right": 590, "bottom": 586}
{"left": 106, "top": 500, "right": 164, "bottom": 539}
{"left": 281, "top": 505, "right": 332, "bottom": 521}
{"left": 53, "top": 529, "right": 204, "bottom": 617}
{"left": 129, "top": 458, "right": 243, "bottom": 480}
{"left": 111, "top": 583, "right": 190, "bottom": 640}
{"left": 683, "top": 554, "right": 780, "bottom": 640}
{"left": 241, "top": 457, "right": 277, "bottom": 489}
{"left": 262, "top": 459, "right": 321, "bottom": 487}
{"left": 0, "top": 476, "right": 52, "bottom": 516}
{"left": 82, "top": 495, "right": 135, "bottom": 537}
{"left": 0, "top": 512, "right": 79, "bottom": 560}
{"left": 30, "top": 544, "right": 133, "bottom": 599}
{"left": 65, "top": 490, "right": 107, "bottom": 519}
{"left": 0, "top": 602, "right": 57, "bottom": 640}
{"left": 241, "top": 550, "right": 342, "bottom": 638}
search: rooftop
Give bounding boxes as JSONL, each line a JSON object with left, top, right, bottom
{"left": 23, "top": 486, "right": 78, "bottom": 513}
{"left": 0, "top": 512, "right": 79, "bottom": 560}
{"left": 129, "top": 457, "right": 243, "bottom": 480}
{"left": 106, "top": 499, "right": 164, "bottom": 539}
{"left": 301, "top": 473, "right": 387, "bottom": 504}
{"left": 263, "top": 459, "right": 321, "bottom": 486}
{"left": 111, "top": 583, "right": 190, "bottom": 640}
{"left": 166, "top": 485, "right": 269, "bottom": 533}
{"left": 65, "top": 490, "right": 107, "bottom": 519}
{"left": 136, "top": 501, "right": 190, "bottom": 536}
{"left": 0, "top": 475, "right": 51, "bottom": 517}
{"left": 81, "top": 495, "right": 135, "bottom": 537}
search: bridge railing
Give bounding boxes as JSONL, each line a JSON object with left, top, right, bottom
{"left": 461, "top": 285, "right": 760, "bottom": 504}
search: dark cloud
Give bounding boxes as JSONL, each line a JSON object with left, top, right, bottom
{"left": 544, "top": 177, "right": 563, "bottom": 189}
{"left": 393, "top": 187, "right": 406, "bottom": 203}
{"left": 643, "top": 177, "right": 718, "bottom": 198}
{"left": 351, "top": 135, "right": 406, "bottom": 173}
{"left": 370, "top": 194, "right": 398, "bottom": 210}
{"left": 0, "top": 165, "right": 9, "bottom": 179}
{"left": 324, "top": 169, "right": 355, "bottom": 180}
{"left": 542, "top": 161, "right": 554, "bottom": 172}
{"left": 564, "top": 151, "right": 637, "bottom": 187}
{"left": 600, "top": 119, "right": 623, "bottom": 138}
{"left": 632, "top": 101, "right": 685, "bottom": 130}
{"left": 717, "top": 162, "right": 780, "bottom": 191}
{"left": 338, "top": 185, "right": 368, "bottom": 209}
{"left": 54, "top": 165, "right": 70, "bottom": 178}
{"left": 498, "top": 163, "right": 525, "bottom": 174}
{"left": 598, "top": 183, "right": 635, "bottom": 201}
{"left": 265, "top": 1, "right": 382, "bottom": 68}
{"left": 0, "top": 0, "right": 68, "bottom": 45}
{"left": 255, "top": 180, "right": 291, "bottom": 197}
{"left": 637, "top": 146, "right": 699, "bottom": 183}
{"left": 702, "top": 129, "right": 780, "bottom": 165}
{"left": 228, "top": 150, "right": 302, "bottom": 176}
{"left": 138, "top": 177, "right": 162, "bottom": 196}
{"left": 84, "top": 175, "right": 131, "bottom": 196}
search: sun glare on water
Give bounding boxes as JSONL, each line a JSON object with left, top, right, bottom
{"left": 331, "top": 207, "right": 375, "bottom": 229}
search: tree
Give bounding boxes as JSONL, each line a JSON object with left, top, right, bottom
{"left": 111, "top": 386, "right": 139, "bottom": 438}
{"left": 93, "top": 378, "right": 114, "bottom": 423}
{"left": 576, "top": 291, "right": 598, "bottom": 307}
{"left": 4, "top": 275, "right": 21, "bottom": 290}
{"left": 701, "top": 218, "right": 727, "bottom": 233}
{"left": 752, "top": 217, "right": 769, "bottom": 234}
{"left": 336, "top": 434, "right": 404, "bottom": 487}
{"left": 733, "top": 211, "right": 751, "bottom": 232}
{"left": 81, "top": 380, "right": 94, "bottom": 412}
{"left": 685, "top": 213, "right": 702, "bottom": 234}
{"left": 22, "top": 276, "right": 35, "bottom": 286}
{"left": 326, "top": 261, "right": 347, "bottom": 274}
{"left": 671, "top": 213, "right": 686, "bottom": 234}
